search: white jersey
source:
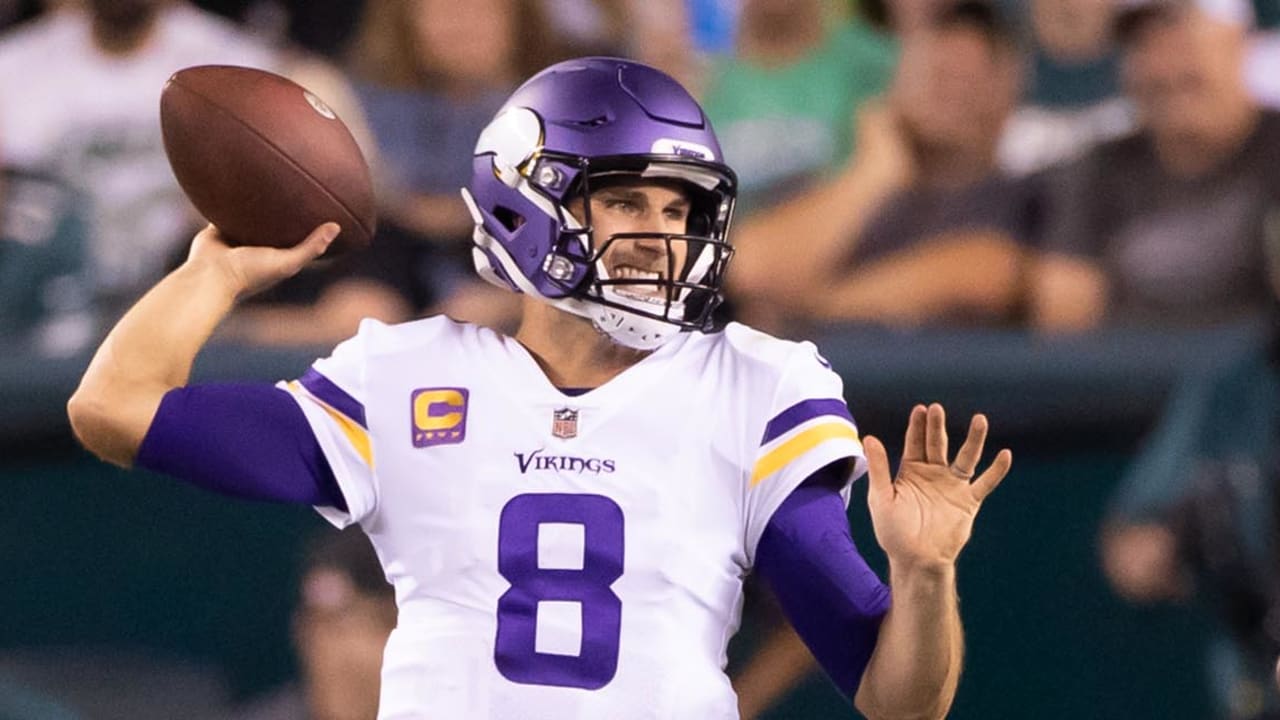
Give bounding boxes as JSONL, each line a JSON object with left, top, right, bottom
{"left": 281, "top": 317, "right": 866, "bottom": 720}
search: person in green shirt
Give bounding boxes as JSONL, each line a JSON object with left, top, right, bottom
{"left": 700, "top": 0, "right": 897, "bottom": 214}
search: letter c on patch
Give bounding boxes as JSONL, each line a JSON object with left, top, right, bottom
{"left": 414, "top": 389, "right": 466, "bottom": 430}
{"left": 410, "top": 387, "right": 469, "bottom": 448}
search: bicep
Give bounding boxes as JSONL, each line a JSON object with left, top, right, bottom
{"left": 135, "top": 383, "right": 347, "bottom": 510}
{"left": 754, "top": 467, "right": 890, "bottom": 699}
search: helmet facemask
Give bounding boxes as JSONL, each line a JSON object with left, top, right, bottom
{"left": 532, "top": 154, "right": 737, "bottom": 349}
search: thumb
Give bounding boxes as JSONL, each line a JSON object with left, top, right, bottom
{"left": 863, "top": 435, "right": 893, "bottom": 507}
{"left": 291, "top": 222, "right": 340, "bottom": 262}
{"left": 257, "top": 223, "right": 341, "bottom": 290}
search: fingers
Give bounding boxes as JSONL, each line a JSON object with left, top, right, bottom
{"left": 902, "top": 404, "right": 927, "bottom": 462}
{"left": 271, "top": 223, "right": 340, "bottom": 274}
{"left": 906, "top": 403, "right": 949, "bottom": 465}
{"left": 925, "top": 403, "right": 947, "bottom": 465}
{"left": 295, "top": 222, "right": 340, "bottom": 260}
{"left": 951, "top": 414, "right": 988, "bottom": 477}
{"left": 899, "top": 403, "right": 1011, "bottom": 500}
{"left": 863, "top": 435, "right": 893, "bottom": 505}
{"left": 972, "top": 448, "right": 1013, "bottom": 501}
{"left": 217, "top": 222, "right": 342, "bottom": 298}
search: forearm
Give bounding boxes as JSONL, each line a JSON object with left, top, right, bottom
{"left": 69, "top": 260, "right": 238, "bottom": 466}
{"left": 855, "top": 563, "right": 963, "bottom": 720}
{"left": 69, "top": 223, "right": 336, "bottom": 467}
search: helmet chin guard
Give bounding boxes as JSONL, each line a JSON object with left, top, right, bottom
{"left": 464, "top": 57, "right": 737, "bottom": 351}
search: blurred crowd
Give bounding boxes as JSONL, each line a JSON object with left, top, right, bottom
{"left": 1, "top": 0, "right": 1277, "bottom": 345}
{"left": 1, "top": 0, "right": 1279, "bottom": 718}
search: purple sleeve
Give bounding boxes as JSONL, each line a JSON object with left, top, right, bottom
{"left": 135, "top": 383, "right": 347, "bottom": 511}
{"left": 754, "top": 466, "right": 890, "bottom": 699}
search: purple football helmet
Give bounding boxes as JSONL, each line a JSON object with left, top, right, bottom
{"left": 461, "top": 57, "right": 737, "bottom": 350}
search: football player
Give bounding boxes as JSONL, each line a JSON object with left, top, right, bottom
{"left": 69, "top": 57, "right": 1011, "bottom": 719}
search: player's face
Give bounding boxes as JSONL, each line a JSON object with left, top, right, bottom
{"left": 569, "top": 181, "right": 692, "bottom": 300}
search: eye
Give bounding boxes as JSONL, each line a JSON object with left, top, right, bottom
{"left": 603, "top": 198, "right": 640, "bottom": 215}
{"left": 663, "top": 207, "right": 689, "bottom": 222}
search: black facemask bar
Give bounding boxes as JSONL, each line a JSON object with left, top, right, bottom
{"left": 521, "top": 151, "right": 738, "bottom": 331}
{"left": 587, "top": 232, "right": 735, "bottom": 329}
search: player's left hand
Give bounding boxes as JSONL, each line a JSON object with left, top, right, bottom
{"left": 864, "top": 403, "right": 1012, "bottom": 572}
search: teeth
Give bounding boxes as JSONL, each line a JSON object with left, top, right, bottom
{"left": 614, "top": 266, "right": 661, "bottom": 280}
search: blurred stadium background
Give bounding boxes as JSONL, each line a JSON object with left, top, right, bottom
{"left": 1, "top": 0, "right": 1278, "bottom": 718}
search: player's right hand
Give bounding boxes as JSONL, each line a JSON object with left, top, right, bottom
{"left": 186, "top": 222, "right": 339, "bottom": 299}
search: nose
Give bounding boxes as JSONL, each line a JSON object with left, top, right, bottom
{"left": 629, "top": 235, "right": 666, "bottom": 261}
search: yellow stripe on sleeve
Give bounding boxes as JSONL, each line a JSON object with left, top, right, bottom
{"left": 288, "top": 381, "right": 374, "bottom": 468}
{"left": 750, "top": 421, "right": 860, "bottom": 486}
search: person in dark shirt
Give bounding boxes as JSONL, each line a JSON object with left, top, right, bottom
{"left": 728, "top": 1, "right": 1036, "bottom": 333}
{"left": 1031, "top": 0, "right": 1280, "bottom": 331}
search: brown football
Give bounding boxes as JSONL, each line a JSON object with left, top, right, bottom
{"left": 160, "top": 64, "right": 376, "bottom": 254}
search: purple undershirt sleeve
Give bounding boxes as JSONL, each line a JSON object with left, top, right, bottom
{"left": 135, "top": 383, "right": 347, "bottom": 512}
{"left": 754, "top": 465, "right": 891, "bottom": 699}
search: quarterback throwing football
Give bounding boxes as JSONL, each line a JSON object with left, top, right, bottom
{"left": 70, "top": 58, "right": 1011, "bottom": 719}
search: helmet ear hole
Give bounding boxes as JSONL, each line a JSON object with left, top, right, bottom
{"left": 493, "top": 206, "right": 526, "bottom": 233}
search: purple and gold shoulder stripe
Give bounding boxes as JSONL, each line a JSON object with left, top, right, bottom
{"left": 286, "top": 368, "right": 373, "bottom": 467}
{"left": 751, "top": 399, "right": 861, "bottom": 486}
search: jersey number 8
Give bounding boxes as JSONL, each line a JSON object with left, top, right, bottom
{"left": 495, "top": 493, "right": 625, "bottom": 689}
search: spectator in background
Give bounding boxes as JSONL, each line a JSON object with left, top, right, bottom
{"left": 543, "top": 0, "right": 704, "bottom": 99}
{"left": 1100, "top": 313, "right": 1280, "bottom": 719}
{"left": 998, "top": 0, "right": 1136, "bottom": 176}
{"left": 538, "top": 0, "right": 628, "bottom": 57}
{"left": 229, "top": 0, "right": 566, "bottom": 346}
{"left": 888, "top": 0, "right": 939, "bottom": 34}
{"left": 0, "top": 0, "right": 275, "bottom": 345}
{"left": 624, "top": 0, "right": 704, "bottom": 93}
{"left": 232, "top": 528, "right": 396, "bottom": 720}
{"left": 700, "top": 0, "right": 897, "bottom": 214}
{"left": 346, "top": 0, "right": 571, "bottom": 331}
{"left": 730, "top": 1, "right": 1032, "bottom": 334}
{"left": 1030, "top": 0, "right": 1280, "bottom": 332}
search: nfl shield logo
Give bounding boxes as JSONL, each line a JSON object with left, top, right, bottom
{"left": 552, "top": 407, "right": 579, "bottom": 439}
